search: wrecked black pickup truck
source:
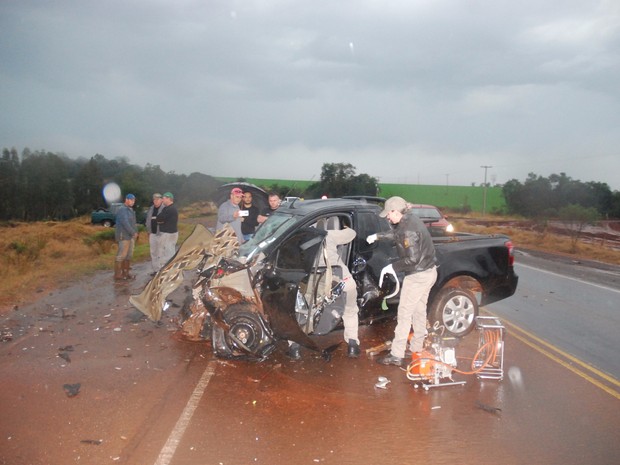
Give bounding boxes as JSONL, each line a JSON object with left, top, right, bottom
{"left": 131, "top": 197, "right": 518, "bottom": 361}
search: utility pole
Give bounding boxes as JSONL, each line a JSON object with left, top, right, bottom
{"left": 481, "top": 165, "right": 492, "bottom": 217}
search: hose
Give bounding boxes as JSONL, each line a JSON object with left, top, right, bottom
{"left": 405, "top": 328, "right": 503, "bottom": 380}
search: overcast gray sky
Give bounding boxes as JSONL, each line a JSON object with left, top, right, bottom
{"left": 1, "top": 0, "right": 619, "bottom": 189}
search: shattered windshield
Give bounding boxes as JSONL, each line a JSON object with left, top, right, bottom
{"left": 238, "top": 213, "right": 299, "bottom": 260}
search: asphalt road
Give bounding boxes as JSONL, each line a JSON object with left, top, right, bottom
{"left": 494, "top": 249, "right": 620, "bottom": 379}
{"left": 1, "top": 255, "right": 619, "bottom": 465}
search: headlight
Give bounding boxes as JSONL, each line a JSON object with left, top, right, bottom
{"left": 445, "top": 223, "right": 454, "bottom": 233}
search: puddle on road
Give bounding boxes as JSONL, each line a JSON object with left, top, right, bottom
{"left": 190, "top": 324, "right": 530, "bottom": 465}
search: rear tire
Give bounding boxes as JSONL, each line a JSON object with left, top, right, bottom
{"left": 429, "top": 288, "right": 478, "bottom": 337}
{"left": 102, "top": 219, "right": 113, "bottom": 228}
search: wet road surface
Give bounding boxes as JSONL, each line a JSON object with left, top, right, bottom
{"left": 1, "top": 262, "right": 619, "bottom": 465}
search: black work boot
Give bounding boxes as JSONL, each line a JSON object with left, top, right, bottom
{"left": 377, "top": 353, "right": 403, "bottom": 366}
{"left": 287, "top": 343, "right": 301, "bottom": 360}
{"left": 347, "top": 339, "right": 361, "bottom": 358}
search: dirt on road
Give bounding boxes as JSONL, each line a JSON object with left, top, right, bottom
{"left": 1, "top": 259, "right": 619, "bottom": 465}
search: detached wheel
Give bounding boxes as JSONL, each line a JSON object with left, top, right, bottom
{"left": 102, "top": 219, "right": 113, "bottom": 228}
{"left": 226, "top": 311, "right": 264, "bottom": 351}
{"left": 211, "top": 304, "right": 273, "bottom": 360}
{"left": 429, "top": 288, "right": 478, "bottom": 337}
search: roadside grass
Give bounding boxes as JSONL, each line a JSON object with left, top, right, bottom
{"left": 0, "top": 215, "right": 206, "bottom": 313}
{"left": 453, "top": 218, "right": 620, "bottom": 265}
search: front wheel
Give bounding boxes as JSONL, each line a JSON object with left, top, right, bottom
{"left": 102, "top": 219, "right": 113, "bottom": 228}
{"left": 211, "top": 304, "right": 274, "bottom": 360}
{"left": 429, "top": 288, "right": 478, "bottom": 337}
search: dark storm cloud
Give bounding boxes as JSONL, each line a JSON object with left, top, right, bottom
{"left": 1, "top": 0, "right": 619, "bottom": 188}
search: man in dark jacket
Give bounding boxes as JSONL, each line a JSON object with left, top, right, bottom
{"left": 145, "top": 193, "right": 164, "bottom": 274}
{"left": 367, "top": 196, "right": 438, "bottom": 366}
{"left": 157, "top": 192, "right": 179, "bottom": 268}
{"left": 239, "top": 191, "right": 260, "bottom": 241}
{"left": 257, "top": 192, "right": 281, "bottom": 224}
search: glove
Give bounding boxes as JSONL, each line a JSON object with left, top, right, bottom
{"left": 366, "top": 234, "right": 377, "bottom": 244}
{"left": 378, "top": 263, "right": 396, "bottom": 288}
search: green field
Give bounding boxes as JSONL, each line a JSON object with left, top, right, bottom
{"left": 378, "top": 183, "right": 505, "bottom": 213}
{"left": 217, "top": 177, "right": 506, "bottom": 213}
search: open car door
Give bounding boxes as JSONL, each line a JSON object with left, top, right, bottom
{"left": 260, "top": 226, "right": 328, "bottom": 351}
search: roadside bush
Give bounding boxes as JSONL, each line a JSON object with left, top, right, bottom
{"left": 4, "top": 237, "right": 47, "bottom": 267}
{"left": 558, "top": 204, "right": 600, "bottom": 253}
{"left": 84, "top": 229, "right": 116, "bottom": 254}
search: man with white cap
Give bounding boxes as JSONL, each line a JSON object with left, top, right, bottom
{"left": 366, "top": 196, "right": 438, "bottom": 366}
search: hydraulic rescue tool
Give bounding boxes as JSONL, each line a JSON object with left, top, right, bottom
{"left": 406, "top": 316, "right": 506, "bottom": 390}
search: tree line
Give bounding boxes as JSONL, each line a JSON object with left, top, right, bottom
{"left": 0, "top": 147, "right": 222, "bottom": 221}
{"left": 502, "top": 172, "right": 620, "bottom": 219}
{"left": 2, "top": 147, "right": 618, "bottom": 221}
{"left": 0, "top": 149, "right": 379, "bottom": 222}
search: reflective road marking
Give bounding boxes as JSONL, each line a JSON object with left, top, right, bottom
{"left": 154, "top": 361, "right": 217, "bottom": 465}
{"left": 486, "top": 311, "right": 620, "bottom": 400}
{"left": 517, "top": 262, "right": 620, "bottom": 294}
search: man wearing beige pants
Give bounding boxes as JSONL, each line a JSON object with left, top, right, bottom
{"left": 366, "top": 196, "right": 438, "bottom": 366}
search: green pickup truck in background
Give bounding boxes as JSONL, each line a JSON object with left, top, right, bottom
{"left": 91, "top": 203, "right": 123, "bottom": 227}
{"left": 91, "top": 203, "right": 146, "bottom": 227}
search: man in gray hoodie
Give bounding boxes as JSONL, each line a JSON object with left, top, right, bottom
{"left": 114, "top": 193, "right": 138, "bottom": 281}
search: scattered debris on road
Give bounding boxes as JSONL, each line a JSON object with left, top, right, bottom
{"left": 62, "top": 383, "right": 81, "bottom": 397}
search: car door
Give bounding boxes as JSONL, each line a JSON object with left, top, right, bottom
{"left": 259, "top": 226, "right": 326, "bottom": 348}
{"left": 351, "top": 210, "right": 400, "bottom": 319}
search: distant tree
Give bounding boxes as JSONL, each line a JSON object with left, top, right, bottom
{"left": 503, "top": 172, "right": 616, "bottom": 219}
{"left": 585, "top": 181, "right": 614, "bottom": 217}
{"left": 351, "top": 173, "right": 380, "bottom": 196}
{"left": 73, "top": 157, "right": 104, "bottom": 214}
{"left": 558, "top": 204, "right": 600, "bottom": 253}
{"left": 19, "top": 150, "right": 73, "bottom": 220}
{"left": 611, "top": 191, "right": 620, "bottom": 218}
{"left": 0, "top": 148, "right": 20, "bottom": 220}
{"left": 178, "top": 172, "right": 221, "bottom": 205}
{"left": 503, "top": 173, "right": 552, "bottom": 217}
{"left": 142, "top": 164, "right": 169, "bottom": 192}
{"left": 501, "top": 179, "right": 525, "bottom": 216}
{"left": 306, "top": 162, "right": 378, "bottom": 198}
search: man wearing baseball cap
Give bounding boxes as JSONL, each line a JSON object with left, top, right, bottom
{"left": 145, "top": 193, "right": 164, "bottom": 274}
{"left": 156, "top": 192, "right": 179, "bottom": 268}
{"left": 114, "top": 193, "right": 138, "bottom": 281}
{"left": 216, "top": 187, "right": 245, "bottom": 243}
{"left": 366, "top": 196, "right": 438, "bottom": 366}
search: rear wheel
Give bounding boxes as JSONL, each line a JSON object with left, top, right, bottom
{"left": 429, "top": 288, "right": 478, "bottom": 337}
{"left": 102, "top": 219, "right": 113, "bottom": 228}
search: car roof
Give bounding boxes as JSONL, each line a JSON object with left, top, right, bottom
{"left": 215, "top": 182, "right": 269, "bottom": 210}
{"left": 277, "top": 197, "right": 382, "bottom": 216}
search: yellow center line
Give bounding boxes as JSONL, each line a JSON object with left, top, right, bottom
{"left": 483, "top": 311, "right": 620, "bottom": 400}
